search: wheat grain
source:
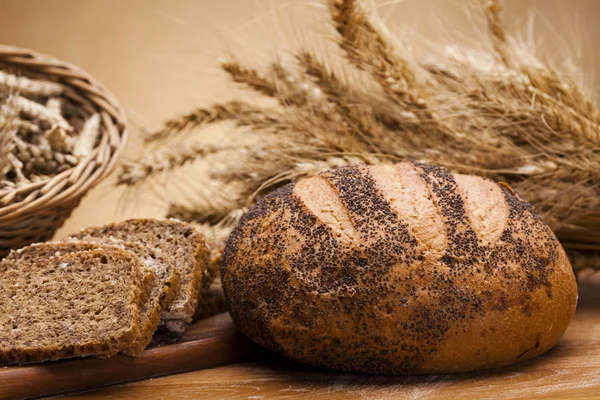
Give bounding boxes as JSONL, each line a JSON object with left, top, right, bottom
{"left": 45, "top": 98, "right": 62, "bottom": 115}
{"left": 13, "top": 118, "right": 41, "bottom": 133}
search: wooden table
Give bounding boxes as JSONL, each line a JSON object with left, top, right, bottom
{"left": 59, "top": 284, "right": 600, "bottom": 399}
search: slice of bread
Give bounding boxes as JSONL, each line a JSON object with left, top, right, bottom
{"left": 0, "top": 247, "right": 145, "bottom": 365}
{"left": 71, "top": 218, "right": 211, "bottom": 332}
{"left": 63, "top": 237, "right": 180, "bottom": 355}
{"left": 2, "top": 241, "right": 157, "bottom": 357}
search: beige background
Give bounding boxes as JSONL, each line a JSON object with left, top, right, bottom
{"left": 0, "top": 0, "right": 598, "bottom": 238}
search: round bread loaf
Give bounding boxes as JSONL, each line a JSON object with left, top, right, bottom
{"left": 221, "top": 162, "right": 578, "bottom": 374}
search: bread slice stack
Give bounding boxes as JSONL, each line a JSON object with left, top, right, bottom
{"left": 0, "top": 218, "right": 211, "bottom": 366}
{"left": 70, "top": 218, "right": 212, "bottom": 332}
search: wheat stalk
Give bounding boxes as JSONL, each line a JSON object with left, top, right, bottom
{"left": 122, "top": 0, "right": 600, "bottom": 273}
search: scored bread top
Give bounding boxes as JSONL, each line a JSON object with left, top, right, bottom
{"left": 0, "top": 247, "right": 145, "bottom": 365}
{"left": 221, "top": 161, "right": 578, "bottom": 374}
{"left": 368, "top": 163, "right": 447, "bottom": 254}
{"left": 70, "top": 218, "right": 210, "bottom": 329}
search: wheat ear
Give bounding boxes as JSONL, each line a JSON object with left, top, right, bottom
{"left": 143, "top": 100, "right": 285, "bottom": 143}
{"left": 0, "top": 71, "right": 63, "bottom": 97}
{"left": 221, "top": 61, "right": 278, "bottom": 97}
{"left": 329, "top": 0, "right": 421, "bottom": 103}
{"left": 482, "top": 0, "right": 511, "bottom": 66}
{"left": 12, "top": 96, "right": 72, "bottom": 131}
{"left": 118, "top": 143, "right": 237, "bottom": 186}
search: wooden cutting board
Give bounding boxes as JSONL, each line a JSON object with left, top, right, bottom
{"left": 0, "top": 313, "right": 261, "bottom": 400}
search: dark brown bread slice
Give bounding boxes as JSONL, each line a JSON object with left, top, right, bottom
{"left": 3, "top": 241, "right": 157, "bottom": 306}
{"left": 2, "top": 241, "right": 156, "bottom": 357}
{"left": 0, "top": 247, "right": 145, "bottom": 365}
{"left": 63, "top": 237, "right": 180, "bottom": 355}
{"left": 71, "top": 218, "right": 211, "bottom": 332}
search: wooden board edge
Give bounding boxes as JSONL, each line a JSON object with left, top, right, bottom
{"left": 2, "top": 332, "right": 260, "bottom": 400}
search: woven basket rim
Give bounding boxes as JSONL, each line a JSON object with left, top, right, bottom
{"left": 0, "top": 44, "right": 127, "bottom": 222}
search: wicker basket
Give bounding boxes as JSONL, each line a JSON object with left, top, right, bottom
{"left": 0, "top": 45, "right": 127, "bottom": 257}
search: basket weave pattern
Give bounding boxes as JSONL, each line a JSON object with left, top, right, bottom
{"left": 0, "top": 45, "right": 127, "bottom": 257}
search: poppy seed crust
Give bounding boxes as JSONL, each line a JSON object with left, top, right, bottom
{"left": 222, "top": 162, "right": 578, "bottom": 374}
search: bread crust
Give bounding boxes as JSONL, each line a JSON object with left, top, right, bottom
{"left": 222, "top": 162, "right": 578, "bottom": 374}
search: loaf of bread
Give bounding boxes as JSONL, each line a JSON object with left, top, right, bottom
{"left": 70, "top": 218, "right": 211, "bottom": 332}
{"left": 0, "top": 246, "right": 145, "bottom": 365}
{"left": 222, "top": 162, "right": 578, "bottom": 374}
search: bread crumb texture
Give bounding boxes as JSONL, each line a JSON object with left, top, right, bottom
{"left": 222, "top": 162, "right": 578, "bottom": 374}
{"left": 0, "top": 247, "right": 143, "bottom": 365}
